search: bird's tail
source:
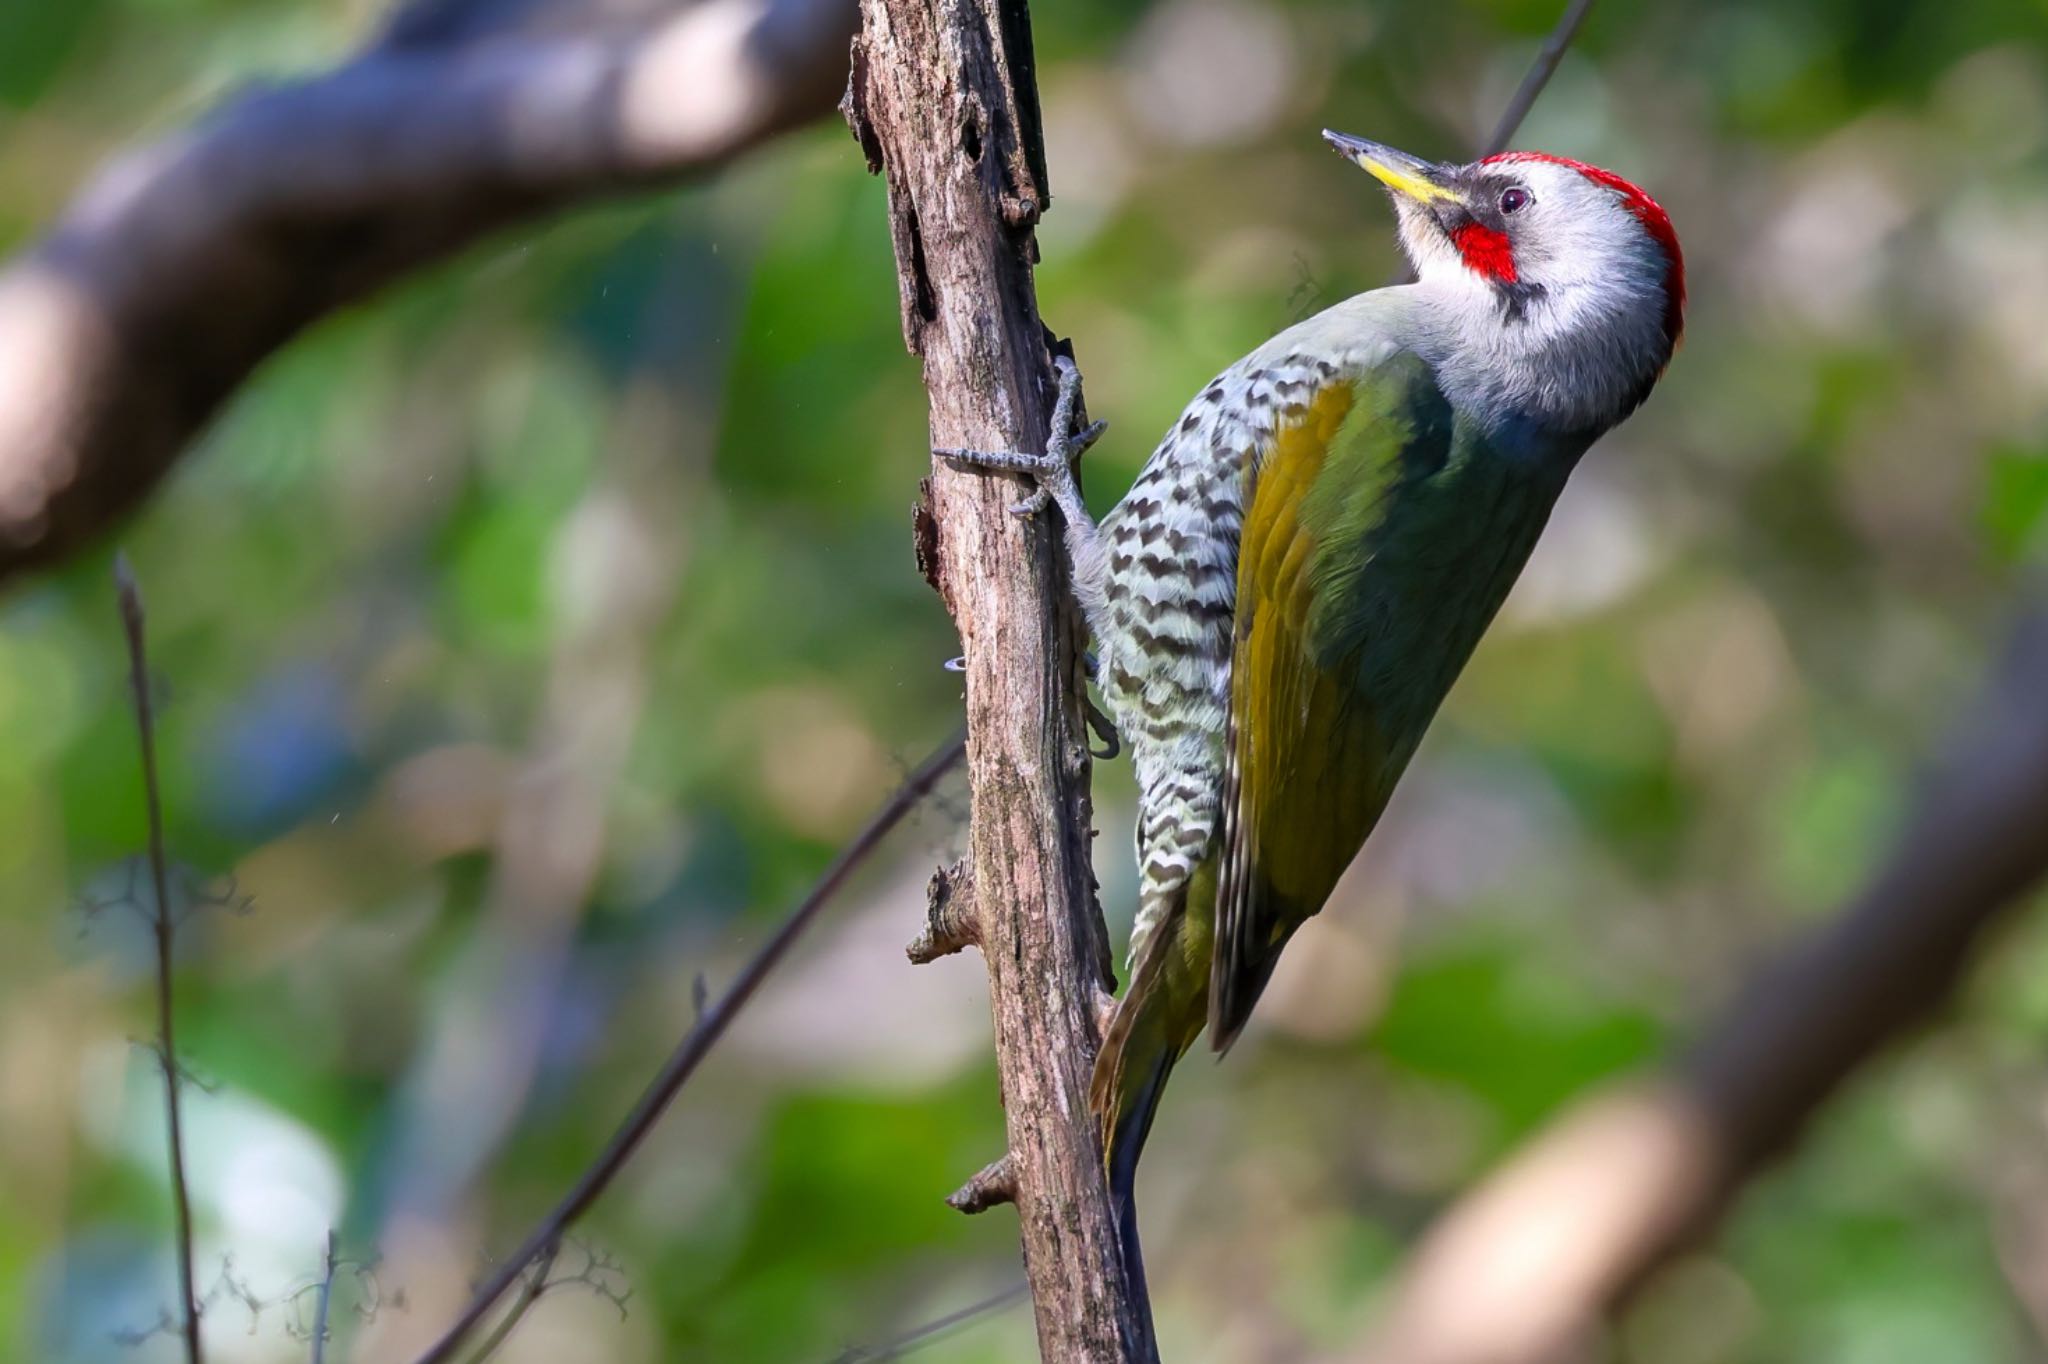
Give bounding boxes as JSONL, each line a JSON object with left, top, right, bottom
{"left": 1089, "top": 927, "right": 1201, "bottom": 1311}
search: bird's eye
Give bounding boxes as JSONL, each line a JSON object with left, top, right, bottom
{"left": 1499, "top": 186, "right": 1531, "bottom": 215}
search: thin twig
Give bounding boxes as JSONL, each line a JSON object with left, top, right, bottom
{"left": 905, "top": 859, "right": 978, "bottom": 964}
{"left": 309, "top": 1231, "right": 339, "bottom": 1364}
{"left": 408, "top": 729, "right": 967, "bottom": 1364}
{"left": 1387, "top": 0, "right": 1595, "bottom": 286}
{"left": 458, "top": 1238, "right": 561, "bottom": 1364}
{"left": 1479, "top": 0, "right": 1597, "bottom": 157}
{"left": 827, "top": 1282, "right": 1030, "bottom": 1363}
{"left": 115, "top": 554, "right": 204, "bottom": 1364}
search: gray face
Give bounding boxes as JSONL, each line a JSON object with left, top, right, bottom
{"left": 1411, "top": 165, "right": 1549, "bottom": 318}
{"left": 1322, "top": 132, "right": 1684, "bottom": 431}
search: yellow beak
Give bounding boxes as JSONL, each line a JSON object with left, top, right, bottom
{"left": 1322, "top": 130, "right": 1458, "bottom": 205}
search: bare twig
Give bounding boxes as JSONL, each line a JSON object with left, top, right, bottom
{"left": 457, "top": 1238, "right": 560, "bottom": 1364}
{"left": 1387, "top": 0, "right": 1594, "bottom": 286}
{"left": 1351, "top": 608, "right": 2048, "bottom": 1364}
{"left": 0, "top": 0, "right": 857, "bottom": 588}
{"left": 309, "top": 1232, "right": 339, "bottom": 1364}
{"left": 946, "top": 1155, "right": 1017, "bottom": 1214}
{"left": 828, "top": 1281, "right": 1031, "bottom": 1363}
{"left": 408, "top": 730, "right": 966, "bottom": 1364}
{"left": 1479, "top": 0, "right": 1597, "bottom": 157}
{"left": 115, "top": 555, "right": 204, "bottom": 1364}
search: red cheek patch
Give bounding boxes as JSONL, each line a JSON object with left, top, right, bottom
{"left": 1451, "top": 222, "right": 1517, "bottom": 283}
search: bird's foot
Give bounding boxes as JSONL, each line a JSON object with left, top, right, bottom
{"left": 1084, "top": 694, "right": 1121, "bottom": 760}
{"left": 936, "top": 355, "right": 1106, "bottom": 520}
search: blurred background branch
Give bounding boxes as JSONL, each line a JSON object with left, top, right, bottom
{"left": 826, "top": 1281, "right": 1031, "bottom": 1363}
{"left": 404, "top": 732, "right": 964, "bottom": 1363}
{"left": 1387, "top": 0, "right": 1593, "bottom": 286}
{"left": 1478, "top": 0, "right": 1596, "bottom": 158}
{"left": 0, "top": 0, "right": 855, "bottom": 589}
{"left": 1353, "top": 604, "right": 2048, "bottom": 1364}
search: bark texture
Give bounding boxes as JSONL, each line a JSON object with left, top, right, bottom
{"left": 843, "top": 2, "right": 1154, "bottom": 1358}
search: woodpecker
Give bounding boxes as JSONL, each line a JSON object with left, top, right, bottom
{"left": 944, "top": 132, "right": 1684, "bottom": 1283}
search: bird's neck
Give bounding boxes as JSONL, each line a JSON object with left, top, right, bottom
{"left": 1406, "top": 275, "right": 1668, "bottom": 437}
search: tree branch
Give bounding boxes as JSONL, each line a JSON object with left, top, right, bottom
{"left": 845, "top": 1, "right": 1150, "bottom": 1358}
{"left": 406, "top": 730, "right": 964, "bottom": 1364}
{"left": 1351, "top": 606, "right": 2048, "bottom": 1364}
{"left": 115, "top": 556, "right": 204, "bottom": 1364}
{"left": 0, "top": 0, "right": 856, "bottom": 588}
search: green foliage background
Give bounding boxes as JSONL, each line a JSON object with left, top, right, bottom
{"left": 3, "top": 0, "right": 2048, "bottom": 1359}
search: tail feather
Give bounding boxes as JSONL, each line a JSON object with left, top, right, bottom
{"left": 1090, "top": 926, "right": 1199, "bottom": 1311}
{"left": 1107, "top": 1045, "right": 1171, "bottom": 1317}
{"left": 1208, "top": 937, "right": 1285, "bottom": 1055}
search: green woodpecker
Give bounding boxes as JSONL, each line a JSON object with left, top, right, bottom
{"left": 945, "top": 132, "right": 1684, "bottom": 1283}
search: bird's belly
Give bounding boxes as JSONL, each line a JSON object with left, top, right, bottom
{"left": 1094, "top": 458, "right": 1242, "bottom": 964}
{"left": 1094, "top": 530, "right": 1237, "bottom": 769}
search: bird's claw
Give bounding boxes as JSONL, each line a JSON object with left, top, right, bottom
{"left": 1008, "top": 473, "right": 1057, "bottom": 519}
{"left": 1084, "top": 695, "right": 1121, "bottom": 760}
{"left": 934, "top": 357, "right": 1105, "bottom": 524}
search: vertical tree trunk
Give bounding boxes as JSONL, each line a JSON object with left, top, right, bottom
{"left": 844, "top": 2, "right": 1157, "bottom": 1359}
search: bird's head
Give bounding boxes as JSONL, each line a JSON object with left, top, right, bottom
{"left": 1324, "top": 130, "right": 1685, "bottom": 426}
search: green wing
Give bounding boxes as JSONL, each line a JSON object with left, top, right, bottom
{"left": 1208, "top": 351, "right": 1457, "bottom": 1049}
